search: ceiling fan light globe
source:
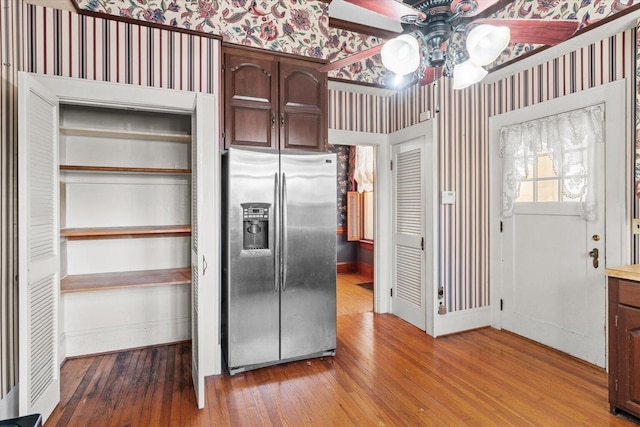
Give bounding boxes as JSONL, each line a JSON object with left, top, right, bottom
{"left": 381, "top": 34, "right": 420, "bottom": 75}
{"left": 452, "top": 60, "right": 488, "bottom": 90}
{"left": 466, "top": 24, "right": 510, "bottom": 66}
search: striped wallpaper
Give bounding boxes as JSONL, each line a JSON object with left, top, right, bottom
{"left": 24, "top": 4, "right": 220, "bottom": 93}
{"left": 328, "top": 90, "right": 390, "bottom": 134}
{"left": 328, "top": 28, "right": 636, "bottom": 313}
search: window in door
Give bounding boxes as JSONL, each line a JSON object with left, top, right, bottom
{"left": 515, "top": 145, "right": 587, "bottom": 204}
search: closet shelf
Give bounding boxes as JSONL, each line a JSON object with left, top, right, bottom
{"left": 60, "top": 126, "right": 191, "bottom": 142}
{"left": 60, "top": 225, "right": 191, "bottom": 240}
{"left": 60, "top": 165, "right": 191, "bottom": 174}
{"left": 60, "top": 267, "right": 191, "bottom": 293}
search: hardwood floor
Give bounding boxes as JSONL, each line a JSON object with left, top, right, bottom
{"left": 47, "top": 274, "right": 636, "bottom": 426}
{"left": 337, "top": 272, "right": 373, "bottom": 316}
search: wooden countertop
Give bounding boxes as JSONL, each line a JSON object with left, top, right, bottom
{"left": 605, "top": 265, "right": 640, "bottom": 282}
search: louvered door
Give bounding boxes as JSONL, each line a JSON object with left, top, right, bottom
{"left": 18, "top": 73, "right": 60, "bottom": 421}
{"left": 391, "top": 138, "right": 426, "bottom": 330}
{"left": 191, "top": 93, "right": 217, "bottom": 409}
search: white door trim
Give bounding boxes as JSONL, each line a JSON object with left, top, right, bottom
{"left": 327, "top": 129, "right": 390, "bottom": 314}
{"left": 489, "top": 80, "right": 630, "bottom": 348}
{"left": 22, "top": 72, "right": 221, "bottom": 379}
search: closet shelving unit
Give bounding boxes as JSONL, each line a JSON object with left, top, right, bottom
{"left": 59, "top": 109, "right": 193, "bottom": 295}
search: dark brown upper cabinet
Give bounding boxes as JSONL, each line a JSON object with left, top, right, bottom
{"left": 224, "top": 47, "right": 327, "bottom": 152}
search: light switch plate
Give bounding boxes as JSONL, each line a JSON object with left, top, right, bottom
{"left": 441, "top": 191, "right": 455, "bottom": 204}
{"left": 633, "top": 218, "right": 640, "bottom": 235}
{"left": 419, "top": 111, "right": 432, "bottom": 122}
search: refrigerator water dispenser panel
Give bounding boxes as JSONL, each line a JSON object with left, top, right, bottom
{"left": 241, "top": 202, "right": 270, "bottom": 250}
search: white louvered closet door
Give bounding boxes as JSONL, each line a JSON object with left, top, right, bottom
{"left": 18, "top": 74, "right": 60, "bottom": 421}
{"left": 191, "top": 94, "right": 203, "bottom": 409}
{"left": 190, "top": 93, "right": 218, "bottom": 408}
{"left": 391, "top": 138, "right": 426, "bottom": 330}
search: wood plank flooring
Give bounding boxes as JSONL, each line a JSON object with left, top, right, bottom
{"left": 46, "top": 274, "right": 637, "bottom": 426}
{"left": 336, "top": 272, "right": 373, "bottom": 316}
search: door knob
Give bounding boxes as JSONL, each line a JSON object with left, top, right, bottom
{"left": 588, "top": 248, "right": 599, "bottom": 269}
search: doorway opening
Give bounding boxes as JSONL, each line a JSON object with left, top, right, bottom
{"left": 329, "top": 144, "right": 375, "bottom": 316}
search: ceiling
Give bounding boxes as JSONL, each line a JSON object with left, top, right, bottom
{"left": 326, "top": 0, "right": 640, "bottom": 77}
{"left": 21, "top": 0, "right": 640, "bottom": 87}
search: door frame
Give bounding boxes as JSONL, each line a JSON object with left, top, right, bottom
{"left": 389, "top": 121, "right": 438, "bottom": 334}
{"left": 19, "top": 73, "right": 221, "bottom": 410}
{"left": 329, "top": 120, "right": 438, "bottom": 336}
{"left": 328, "top": 129, "right": 390, "bottom": 314}
{"left": 488, "top": 79, "right": 630, "bottom": 359}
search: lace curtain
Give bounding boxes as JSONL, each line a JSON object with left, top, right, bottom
{"left": 354, "top": 145, "right": 375, "bottom": 192}
{"left": 499, "top": 105, "right": 604, "bottom": 221}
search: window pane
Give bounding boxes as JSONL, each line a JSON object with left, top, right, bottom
{"left": 537, "top": 180, "right": 559, "bottom": 202}
{"left": 537, "top": 155, "right": 557, "bottom": 178}
{"left": 517, "top": 181, "right": 534, "bottom": 202}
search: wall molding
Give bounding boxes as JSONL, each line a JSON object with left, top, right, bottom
{"left": 64, "top": 317, "right": 190, "bottom": 357}
{"left": 433, "top": 307, "right": 491, "bottom": 338}
{"left": 337, "top": 262, "right": 356, "bottom": 274}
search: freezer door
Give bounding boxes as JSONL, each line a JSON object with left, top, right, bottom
{"left": 280, "top": 152, "right": 337, "bottom": 360}
{"left": 225, "top": 148, "right": 280, "bottom": 369}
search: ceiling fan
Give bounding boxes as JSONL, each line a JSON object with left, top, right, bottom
{"left": 320, "top": 0, "right": 580, "bottom": 89}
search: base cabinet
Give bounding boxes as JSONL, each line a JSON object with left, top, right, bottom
{"left": 608, "top": 277, "right": 640, "bottom": 418}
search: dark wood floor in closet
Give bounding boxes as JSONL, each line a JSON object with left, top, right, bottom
{"left": 46, "top": 273, "right": 636, "bottom": 426}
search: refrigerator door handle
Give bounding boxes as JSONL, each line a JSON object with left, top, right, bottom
{"left": 274, "top": 172, "right": 279, "bottom": 293}
{"left": 281, "top": 172, "right": 288, "bottom": 292}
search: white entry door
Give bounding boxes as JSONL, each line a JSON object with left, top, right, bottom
{"left": 490, "top": 90, "right": 629, "bottom": 367}
{"left": 491, "top": 81, "right": 628, "bottom": 369}
{"left": 390, "top": 122, "right": 434, "bottom": 331}
{"left": 501, "top": 177, "right": 605, "bottom": 367}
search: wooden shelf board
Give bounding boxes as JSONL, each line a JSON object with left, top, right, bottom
{"left": 60, "top": 127, "right": 191, "bottom": 142}
{"left": 60, "top": 165, "right": 191, "bottom": 174}
{"left": 61, "top": 267, "right": 191, "bottom": 293}
{"left": 60, "top": 225, "right": 191, "bottom": 240}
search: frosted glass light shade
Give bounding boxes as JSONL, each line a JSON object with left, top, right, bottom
{"left": 466, "top": 24, "right": 510, "bottom": 66}
{"left": 452, "top": 60, "right": 488, "bottom": 90}
{"left": 381, "top": 35, "right": 420, "bottom": 75}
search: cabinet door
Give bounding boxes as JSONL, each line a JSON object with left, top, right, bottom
{"left": 619, "top": 304, "right": 640, "bottom": 415}
{"left": 224, "top": 53, "right": 278, "bottom": 149}
{"left": 279, "top": 61, "right": 327, "bottom": 152}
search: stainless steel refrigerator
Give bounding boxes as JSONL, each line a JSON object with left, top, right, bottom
{"left": 222, "top": 147, "right": 337, "bottom": 375}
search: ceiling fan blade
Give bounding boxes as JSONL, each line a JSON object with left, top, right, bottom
{"left": 344, "top": 0, "right": 426, "bottom": 22}
{"left": 475, "top": 19, "right": 579, "bottom": 45}
{"left": 419, "top": 66, "right": 443, "bottom": 86}
{"left": 451, "top": 0, "right": 500, "bottom": 16}
{"left": 318, "top": 44, "right": 383, "bottom": 73}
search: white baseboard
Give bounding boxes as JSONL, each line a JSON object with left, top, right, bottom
{"left": 433, "top": 306, "right": 491, "bottom": 337}
{"left": 0, "top": 384, "right": 18, "bottom": 420}
{"left": 64, "top": 317, "right": 190, "bottom": 357}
